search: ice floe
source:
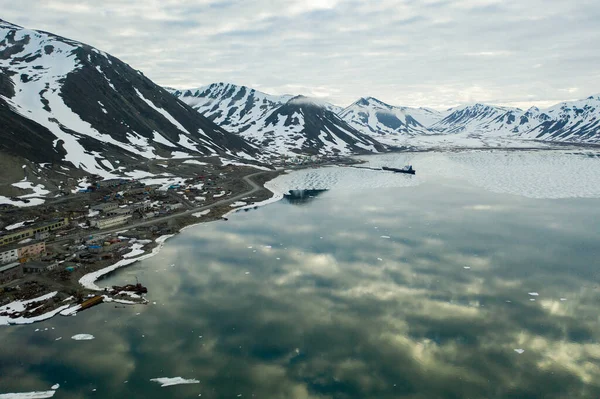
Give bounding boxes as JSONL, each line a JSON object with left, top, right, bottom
{"left": 150, "top": 377, "right": 200, "bottom": 387}
{"left": 71, "top": 334, "right": 95, "bottom": 341}
{"left": 0, "top": 391, "right": 56, "bottom": 398}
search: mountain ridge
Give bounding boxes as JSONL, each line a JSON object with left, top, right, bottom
{"left": 0, "top": 19, "right": 257, "bottom": 181}
{"left": 170, "top": 82, "right": 600, "bottom": 145}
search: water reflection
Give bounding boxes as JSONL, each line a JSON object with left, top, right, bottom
{"left": 282, "top": 189, "right": 328, "bottom": 205}
{"left": 1, "top": 174, "right": 600, "bottom": 398}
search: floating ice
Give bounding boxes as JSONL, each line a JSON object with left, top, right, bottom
{"left": 150, "top": 377, "right": 200, "bottom": 387}
{"left": 380, "top": 236, "right": 391, "bottom": 239}
{"left": 528, "top": 292, "right": 539, "bottom": 296}
{"left": 50, "top": 385, "right": 59, "bottom": 390}
{"left": 71, "top": 334, "right": 95, "bottom": 341}
{"left": 514, "top": 349, "right": 525, "bottom": 354}
{"left": 0, "top": 391, "right": 56, "bottom": 398}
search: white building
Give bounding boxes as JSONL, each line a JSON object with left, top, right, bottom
{"left": 91, "top": 215, "right": 131, "bottom": 229}
{"left": 0, "top": 247, "right": 19, "bottom": 265}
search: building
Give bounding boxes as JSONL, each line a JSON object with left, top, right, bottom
{"left": 35, "top": 231, "right": 50, "bottom": 240}
{"left": 0, "top": 262, "right": 23, "bottom": 284}
{"left": 1, "top": 241, "right": 46, "bottom": 265}
{"left": 91, "top": 215, "right": 131, "bottom": 229}
{"left": 18, "top": 241, "right": 46, "bottom": 261}
{"left": 0, "top": 218, "right": 69, "bottom": 246}
{"left": 0, "top": 247, "right": 19, "bottom": 265}
{"left": 91, "top": 202, "right": 119, "bottom": 213}
{"left": 165, "top": 203, "right": 184, "bottom": 211}
{"left": 22, "top": 261, "right": 58, "bottom": 274}
{"left": 106, "top": 207, "right": 133, "bottom": 217}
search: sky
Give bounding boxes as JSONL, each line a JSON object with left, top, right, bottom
{"left": 1, "top": 0, "right": 599, "bottom": 109}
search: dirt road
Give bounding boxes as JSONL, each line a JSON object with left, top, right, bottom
{"left": 53, "top": 171, "right": 274, "bottom": 243}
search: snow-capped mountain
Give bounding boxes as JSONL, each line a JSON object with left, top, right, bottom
{"left": 339, "top": 97, "right": 444, "bottom": 138}
{"left": 0, "top": 19, "right": 256, "bottom": 179}
{"left": 168, "top": 83, "right": 293, "bottom": 133}
{"left": 241, "top": 96, "right": 386, "bottom": 155}
{"left": 169, "top": 84, "right": 385, "bottom": 155}
{"left": 520, "top": 95, "right": 600, "bottom": 143}
{"left": 429, "top": 103, "right": 519, "bottom": 135}
{"left": 428, "top": 97, "right": 600, "bottom": 144}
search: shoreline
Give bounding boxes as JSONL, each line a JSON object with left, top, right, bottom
{"left": 0, "top": 173, "right": 284, "bottom": 326}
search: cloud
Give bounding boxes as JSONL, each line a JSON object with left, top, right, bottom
{"left": 2, "top": 0, "right": 600, "bottom": 108}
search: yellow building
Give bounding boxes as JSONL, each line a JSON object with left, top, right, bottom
{"left": 0, "top": 218, "right": 69, "bottom": 246}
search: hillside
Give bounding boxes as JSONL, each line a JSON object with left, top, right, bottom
{"left": 0, "top": 19, "right": 257, "bottom": 182}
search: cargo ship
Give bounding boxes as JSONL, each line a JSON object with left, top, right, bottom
{"left": 382, "top": 165, "right": 415, "bottom": 175}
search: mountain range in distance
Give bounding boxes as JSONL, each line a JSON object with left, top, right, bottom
{"left": 1, "top": 16, "right": 599, "bottom": 200}
{"left": 170, "top": 83, "right": 600, "bottom": 149}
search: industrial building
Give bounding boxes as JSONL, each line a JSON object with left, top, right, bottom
{"left": 90, "top": 215, "right": 131, "bottom": 229}
{"left": 91, "top": 202, "right": 119, "bottom": 213}
{"left": 0, "top": 262, "right": 23, "bottom": 284}
{"left": 0, "top": 218, "right": 69, "bottom": 246}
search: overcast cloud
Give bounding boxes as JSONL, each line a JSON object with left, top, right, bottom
{"left": 1, "top": 0, "right": 599, "bottom": 109}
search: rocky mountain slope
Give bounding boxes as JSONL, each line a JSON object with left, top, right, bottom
{"left": 171, "top": 83, "right": 600, "bottom": 146}
{"left": 241, "top": 96, "right": 386, "bottom": 155}
{"left": 170, "top": 84, "right": 386, "bottom": 155}
{"left": 339, "top": 97, "right": 443, "bottom": 138}
{"left": 429, "top": 97, "right": 600, "bottom": 144}
{"left": 167, "top": 83, "right": 293, "bottom": 135}
{"left": 0, "top": 19, "right": 257, "bottom": 180}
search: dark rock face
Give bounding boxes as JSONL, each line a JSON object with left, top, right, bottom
{"left": 260, "top": 97, "right": 387, "bottom": 155}
{"left": 0, "top": 19, "right": 256, "bottom": 175}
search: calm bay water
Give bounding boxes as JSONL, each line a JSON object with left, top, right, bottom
{"left": 1, "top": 152, "right": 600, "bottom": 398}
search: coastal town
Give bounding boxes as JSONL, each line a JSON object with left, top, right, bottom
{"left": 0, "top": 154, "right": 357, "bottom": 324}
{"left": 0, "top": 157, "right": 286, "bottom": 324}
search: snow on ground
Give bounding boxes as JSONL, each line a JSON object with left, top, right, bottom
{"left": 220, "top": 159, "right": 271, "bottom": 171}
{"left": 192, "top": 210, "right": 210, "bottom": 218}
{"left": 0, "top": 391, "right": 56, "bottom": 398}
{"left": 0, "top": 292, "right": 57, "bottom": 316}
{"left": 1, "top": 304, "right": 70, "bottom": 326}
{"left": 71, "top": 334, "right": 95, "bottom": 341}
{"left": 0, "top": 178, "right": 50, "bottom": 207}
{"left": 229, "top": 201, "right": 247, "bottom": 207}
{"left": 122, "top": 242, "right": 146, "bottom": 258}
{"left": 213, "top": 191, "right": 226, "bottom": 198}
{"left": 0, "top": 292, "right": 80, "bottom": 326}
{"left": 12, "top": 179, "right": 50, "bottom": 198}
{"left": 183, "top": 160, "right": 207, "bottom": 166}
{"left": 149, "top": 377, "right": 200, "bottom": 387}
{"left": 152, "top": 131, "right": 176, "bottom": 147}
{"left": 4, "top": 220, "right": 32, "bottom": 230}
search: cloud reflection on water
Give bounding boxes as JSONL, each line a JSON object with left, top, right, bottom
{"left": 1, "top": 161, "right": 600, "bottom": 398}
